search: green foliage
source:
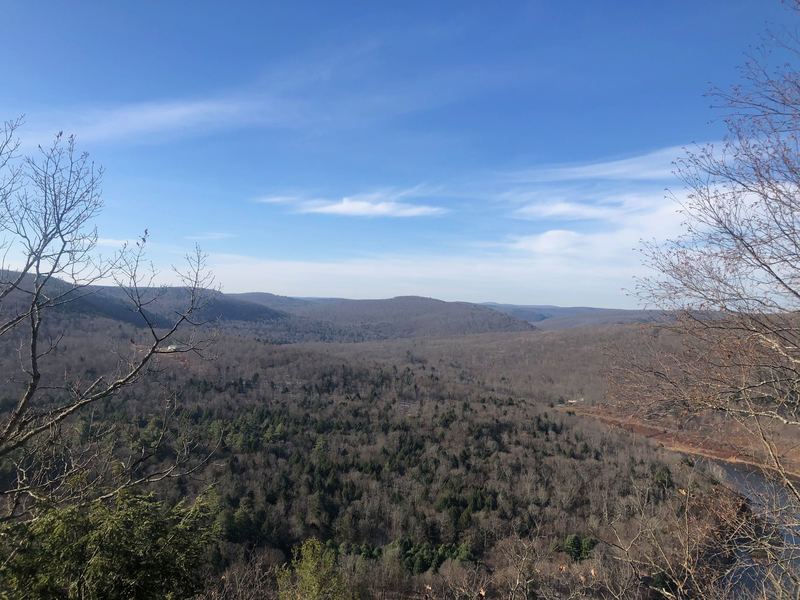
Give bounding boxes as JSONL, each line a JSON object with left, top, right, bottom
{"left": 580, "top": 535, "right": 597, "bottom": 560}
{"left": 104, "top": 348, "right": 679, "bottom": 576}
{"left": 0, "top": 493, "right": 216, "bottom": 600}
{"left": 389, "top": 537, "right": 471, "bottom": 574}
{"left": 277, "top": 537, "right": 346, "bottom": 600}
{"left": 561, "top": 533, "right": 597, "bottom": 562}
{"left": 563, "top": 534, "right": 582, "bottom": 562}
{"left": 651, "top": 464, "right": 674, "bottom": 490}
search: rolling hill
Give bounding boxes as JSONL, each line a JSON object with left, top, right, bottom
{"left": 4, "top": 271, "right": 666, "bottom": 341}
{"left": 231, "top": 293, "right": 536, "bottom": 338}
{"left": 3, "top": 275, "right": 535, "bottom": 342}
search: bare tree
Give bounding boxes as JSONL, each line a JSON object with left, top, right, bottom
{"left": 0, "top": 119, "right": 215, "bottom": 524}
{"left": 619, "top": 3, "right": 800, "bottom": 596}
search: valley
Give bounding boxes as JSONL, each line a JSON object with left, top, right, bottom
{"left": 0, "top": 279, "right": 768, "bottom": 597}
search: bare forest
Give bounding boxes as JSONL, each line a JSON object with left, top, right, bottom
{"left": 3, "top": 2, "right": 800, "bottom": 600}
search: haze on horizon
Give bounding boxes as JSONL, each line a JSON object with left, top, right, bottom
{"left": 2, "top": 1, "right": 791, "bottom": 308}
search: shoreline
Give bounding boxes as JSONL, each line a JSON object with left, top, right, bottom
{"left": 560, "top": 406, "right": 800, "bottom": 479}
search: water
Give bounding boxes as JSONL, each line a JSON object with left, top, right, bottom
{"left": 703, "top": 460, "right": 800, "bottom": 597}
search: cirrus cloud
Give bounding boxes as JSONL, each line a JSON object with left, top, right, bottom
{"left": 300, "top": 197, "right": 445, "bottom": 217}
{"left": 256, "top": 186, "right": 447, "bottom": 218}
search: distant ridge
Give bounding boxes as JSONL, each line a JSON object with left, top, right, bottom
{"left": 5, "top": 271, "right": 660, "bottom": 341}
{"left": 4, "top": 273, "right": 533, "bottom": 342}
{"left": 483, "top": 303, "right": 662, "bottom": 330}
{"left": 231, "top": 293, "right": 536, "bottom": 338}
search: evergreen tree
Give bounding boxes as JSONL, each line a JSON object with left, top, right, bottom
{"left": 0, "top": 493, "right": 216, "bottom": 600}
{"left": 277, "top": 538, "right": 346, "bottom": 600}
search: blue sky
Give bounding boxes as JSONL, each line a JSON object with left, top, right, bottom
{"left": 1, "top": 1, "right": 792, "bottom": 306}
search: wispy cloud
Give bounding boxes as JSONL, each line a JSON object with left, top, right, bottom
{"left": 514, "top": 200, "right": 623, "bottom": 221}
{"left": 506, "top": 193, "right": 684, "bottom": 266}
{"left": 506, "top": 144, "right": 692, "bottom": 183}
{"left": 511, "top": 189, "right": 672, "bottom": 222}
{"left": 23, "top": 95, "right": 299, "bottom": 147}
{"left": 257, "top": 186, "right": 447, "bottom": 218}
{"left": 19, "top": 35, "right": 536, "bottom": 148}
{"left": 253, "top": 195, "right": 302, "bottom": 205}
{"left": 116, "top": 144, "right": 690, "bottom": 305}
{"left": 482, "top": 147, "right": 693, "bottom": 289}
{"left": 202, "top": 145, "right": 694, "bottom": 306}
{"left": 457, "top": 147, "right": 690, "bottom": 302}
{"left": 301, "top": 198, "right": 445, "bottom": 217}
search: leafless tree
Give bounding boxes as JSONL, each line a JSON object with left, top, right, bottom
{"left": 619, "top": 2, "right": 800, "bottom": 596}
{"left": 0, "top": 119, "right": 215, "bottom": 525}
{"left": 199, "top": 550, "right": 282, "bottom": 600}
{"left": 491, "top": 533, "right": 542, "bottom": 600}
{"left": 433, "top": 558, "right": 492, "bottom": 600}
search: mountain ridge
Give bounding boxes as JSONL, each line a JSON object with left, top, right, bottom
{"left": 3, "top": 272, "right": 659, "bottom": 340}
